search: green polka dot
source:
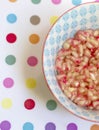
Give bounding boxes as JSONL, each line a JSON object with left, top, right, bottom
{"left": 46, "top": 99, "right": 57, "bottom": 110}
{"left": 5, "top": 55, "right": 16, "bottom": 65}
{"left": 31, "top": 0, "right": 41, "bottom": 4}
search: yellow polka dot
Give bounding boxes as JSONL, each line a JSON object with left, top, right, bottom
{"left": 29, "top": 34, "right": 40, "bottom": 44}
{"left": 50, "top": 16, "right": 58, "bottom": 25}
{"left": 9, "top": 0, "right": 17, "bottom": 2}
{"left": 26, "top": 78, "right": 37, "bottom": 88}
{"left": 1, "top": 98, "right": 12, "bottom": 109}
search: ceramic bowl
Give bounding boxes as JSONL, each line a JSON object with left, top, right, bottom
{"left": 43, "top": 2, "right": 99, "bottom": 122}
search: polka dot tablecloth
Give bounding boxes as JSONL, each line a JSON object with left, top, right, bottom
{"left": 0, "top": 0, "right": 99, "bottom": 130}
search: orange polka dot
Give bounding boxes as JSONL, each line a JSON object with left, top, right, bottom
{"left": 90, "top": 124, "right": 99, "bottom": 130}
{"left": 9, "top": 0, "right": 17, "bottom": 2}
{"left": 29, "top": 34, "right": 40, "bottom": 44}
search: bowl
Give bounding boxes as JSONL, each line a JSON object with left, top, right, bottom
{"left": 43, "top": 2, "right": 99, "bottom": 122}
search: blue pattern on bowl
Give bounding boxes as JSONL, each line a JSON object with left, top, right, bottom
{"left": 79, "top": 7, "right": 87, "bottom": 16}
{"left": 43, "top": 2, "right": 99, "bottom": 122}
{"left": 71, "top": 9, "right": 78, "bottom": 19}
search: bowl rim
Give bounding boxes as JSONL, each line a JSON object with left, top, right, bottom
{"left": 42, "top": 1, "right": 99, "bottom": 123}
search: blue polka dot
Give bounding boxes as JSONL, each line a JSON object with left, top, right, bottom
{"left": 7, "top": 14, "right": 17, "bottom": 23}
{"left": 72, "top": 0, "right": 82, "bottom": 5}
{"left": 23, "top": 122, "right": 34, "bottom": 130}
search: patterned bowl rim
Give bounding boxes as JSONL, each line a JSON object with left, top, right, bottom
{"left": 42, "top": 1, "right": 99, "bottom": 123}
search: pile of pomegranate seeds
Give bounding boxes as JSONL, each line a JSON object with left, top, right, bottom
{"left": 55, "top": 29, "right": 99, "bottom": 110}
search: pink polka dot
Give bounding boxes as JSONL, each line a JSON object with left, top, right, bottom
{"left": 51, "top": 0, "right": 61, "bottom": 4}
{"left": 3, "top": 77, "right": 14, "bottom": 88}
{"left": 95, "top": 0, "right": 99, "bottom": 1}
{"left": 6, "top": 33, "right": 17, "bottom": 43}
{"left": 27, "top": 56, "right": 38, "bottom": 66}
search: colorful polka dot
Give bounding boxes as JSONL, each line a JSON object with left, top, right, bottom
{"left": 72, "top": 0, "right": 82, "bottom": 5}
{"left": 90, "top": 124, "right": 99, "bottom": 130}
{"left": 1, "top": 98, "right": 12, "bottom": 109}
{"left": 7, "top": 13, "right": 17, "bottom": 23}
{"left": 23, "top": 122, "right": 34, "bottom": 130}
{"left": 51, "top": 0, "right": 61, "bottom": 4}
{"left": 46, "top": 99, "right": 57, "bottom": 110}
{"left": 27, "top": 56, "right": 38, "bottom": 66}
{"left": 24, "top": 99, "right": 35, "bottom": 110}
{"left": 0, "top": 120, "right": 11, "bottom": 130}
{"left": 26, "top": 78, "right": 37, "bottom": 88}
{"left": 67, "top": 123, "right": 78, "bottom": 130}
{"left": 5, "top": 55, "right": 16, "bottom": 65}
{"left": 45, "top": 122, "right": 56, "bottom": 130}
{"left": 3, "top": 77, "right": 14, "bottom": 88}
{"left": 9, "top": 0, "right": 17, "bottom": 2}
{"left": 6, "top": 33, "right": 17, "bottom": 43}
{"left": 29, "top": 34, "right": 40, "bottom": 44}
{"left": 31, "top": 0, "right": 41, "bottom": 4}
{"left": 50, "top": 16, "right": 58, "bottom": 25}
{"left": 30, "top": 15, "right": 40, "bottom": 25}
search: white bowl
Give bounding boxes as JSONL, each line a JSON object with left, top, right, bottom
{"left": 43, "top": 2, "right": 99, "bottom": 122}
